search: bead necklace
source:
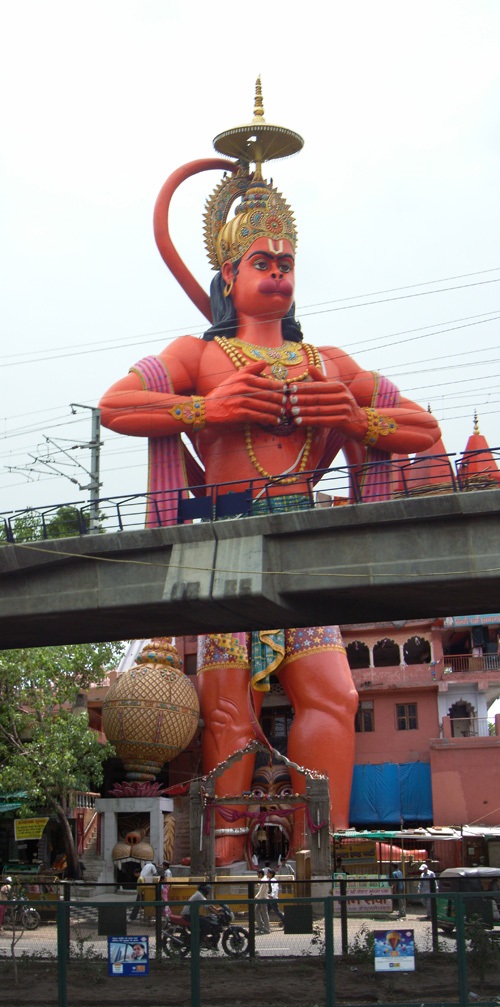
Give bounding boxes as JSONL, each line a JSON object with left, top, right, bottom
{"left": 244, "top": 424, "right": 314, "bottom": 483}
{"left": 215, "top": 335, "right": 319, "bottom": 483}
{"left": 215, "top": 336, "right": 320, "bottom": 381}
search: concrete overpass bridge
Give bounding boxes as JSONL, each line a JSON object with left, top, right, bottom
{"left": 1, "top": 489, "right": 499, "bottom": 650}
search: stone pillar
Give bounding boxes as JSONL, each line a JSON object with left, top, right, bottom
{"left": 306, "top": 777, "right": 331, "bottom": 876}
{"left": 189, "top": 780, "right": 214, "bottom": 877}
{"left": 442, "top": 715, "right": 452, "bottom": 738}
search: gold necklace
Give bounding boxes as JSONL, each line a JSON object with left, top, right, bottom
{"left": 244, "top": 424, "right": 314, "bottom": 483}
{"left": 214, "top": 336, "right": 319, "bottom": 482}
{"left": 231, "top": 338, "right": 303, "bottom": 379}
{"left": 215, "top": 336, "right": 320, "bottom": 381}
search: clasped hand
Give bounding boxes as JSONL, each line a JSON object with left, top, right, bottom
{"left": 203, "top": 361, "right": 365, "bottom": 436}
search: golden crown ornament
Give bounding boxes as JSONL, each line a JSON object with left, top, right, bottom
{"left": 203, "top": 77, "right": 304, "bottom": 269}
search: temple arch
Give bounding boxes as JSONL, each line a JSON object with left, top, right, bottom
{"left": 403, "top": 635, "right": 432, "bottom": 664}
{"left": 373, "top": 638, "right": 400, "bottom": 667}
{"left": 448, "top": 699, "right": 476, "bottom": 737}
{"left": 346, "top": 640, "right": 371, "bottom": 669}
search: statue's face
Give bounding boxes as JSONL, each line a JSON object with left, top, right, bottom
{"left": 223, "top": 238, "right": 295, "bottom": 320}
{"left": 245, "top": 761, "right": 295, "bottom": 865}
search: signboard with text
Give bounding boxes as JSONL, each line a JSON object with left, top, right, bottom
{"left": 14, "top": 818, "right": 49, "bottom": 841}
{"left": 333, "top": 885, "right": 392, "bottom": 914}
{"left": 339, "top": 841, "right": 376, "bottom": 864}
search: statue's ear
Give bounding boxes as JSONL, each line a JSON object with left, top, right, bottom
{"left": 221, "top": 261, "right": 235, "bottom": 285}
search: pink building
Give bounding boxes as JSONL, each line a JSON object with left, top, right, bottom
{"left": 341, "top": 616, "right": 500, "bottom": 836}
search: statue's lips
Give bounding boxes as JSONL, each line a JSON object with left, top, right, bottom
{"left": 257, "top": 278, "right": 293, "bottom": 296}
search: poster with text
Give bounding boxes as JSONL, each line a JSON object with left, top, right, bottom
{"left": 374, "top": 929, "right": 415, "bottom": 972}
{"left": 108, "top": 936, "right": 149, "bottom": 976}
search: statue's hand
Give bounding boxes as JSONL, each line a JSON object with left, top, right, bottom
{"left": 286, "top": 365, "right": 367, "bottom": 436}
{"left": 204, "top": 361, "right": 285, "bottom": 427}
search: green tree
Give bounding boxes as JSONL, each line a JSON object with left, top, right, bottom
{"left": 1, "top": 505, "right": 105, "bottom": 543}
{"left": 0, "top": 510, "right": 43, "bottom": 542}
{"left": 0, "top": 642, "right": 123, "bottom": 877}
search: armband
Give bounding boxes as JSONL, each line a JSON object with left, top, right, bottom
{"left": 169, "top": 396, "right": 206, "bottom": 432}
{"left": 361, "top": 407, "right": 397, "bottom": 447}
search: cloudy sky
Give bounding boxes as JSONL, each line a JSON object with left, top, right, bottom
{"left": 1, "top": 0, "right": 499, "bottom": 521}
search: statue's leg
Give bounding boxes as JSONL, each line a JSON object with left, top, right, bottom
{"left": 197, "top": 634, "right": 263, "bottom": 865}
{"left": 277, "top": 627, "right": 358, "bottom": 841}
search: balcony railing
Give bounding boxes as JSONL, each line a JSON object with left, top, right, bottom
{"left": 448, "top": 717, "right": 491, "bottom": 738}
{"left": 69, "top": 790, "right": 100, "bottom": 810}
{"left": 443, "top": 654, "right": 500, "bottom": 674}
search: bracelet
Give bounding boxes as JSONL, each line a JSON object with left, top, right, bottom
{"left": 361, "top": 407, "right": 397, "bottom": 447}
{"left": 169, "top": 396, "right": 206, "bottom": 432}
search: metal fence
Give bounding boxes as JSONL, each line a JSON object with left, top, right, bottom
{"left": 2, "top": 448, "right": 500, "bottom": 542}
{"left": 1, "top": 886, "right": 499, "bottom": 1007}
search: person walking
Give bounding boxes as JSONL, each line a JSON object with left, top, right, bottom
{"left": 267, "top": 870, "right": 285, "bottom": 925}
{"left": 161, "top": 861, "right": 172, "bottom": 919}
{"left": 255, "top": 870, "right": 271, "bottom": 934}
{"left": 418, "top": 863, "right": 436, "bottom": 918}
{"left": 390, "top": 863, "right": 406, "bottom": 918}
{"left": 130, "top": 859, "right": 158, "bottom": 922}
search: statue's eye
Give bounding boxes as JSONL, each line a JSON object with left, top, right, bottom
{"left": 251, "top": 787, "right": 266, "bottom": 798}
{"left": 278, "top": 260, "right": 292, "bottom": 273}
{"left": 253, "top": 259, "right": 268, "bottom": 270}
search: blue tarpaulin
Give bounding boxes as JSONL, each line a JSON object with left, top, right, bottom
{"left": 349, "top": 762, "right": 432, "bottom": 826}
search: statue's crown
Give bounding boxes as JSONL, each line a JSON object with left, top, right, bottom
{"left": 203, "top": 78, "right": 303, "bottom": 269}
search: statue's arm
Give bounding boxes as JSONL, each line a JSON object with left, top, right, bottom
{"left": 99, "top": 337, "right": 285, "bottom": 436}
{"left": 99, "top": 337, "right": 204, "bottom": 437}
{"left": 290, "top": 347, "right": 441, "bottom": 453}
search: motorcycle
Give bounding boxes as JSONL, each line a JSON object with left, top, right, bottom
{"left": 162, "top": 903, "right": 249, "bottom": 958}
{"left": 3, "top": 895, "right": 41, "bottom": 931}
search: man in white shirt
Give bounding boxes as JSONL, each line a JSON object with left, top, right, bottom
{"left": 255, "top": 870, "right": 271, "bottom": 935}
{"left": 418, "top": 863, "right": 436, "bottom": 918}
{"left": 130, "top": 860, "right": 158, "bottom": 920}
{"left": 267, "top": 870, "right": 285, "bottom": 925}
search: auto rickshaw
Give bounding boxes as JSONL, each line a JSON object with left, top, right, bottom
{"left": 436, "top": 867, "right": 500, "bottom": 933}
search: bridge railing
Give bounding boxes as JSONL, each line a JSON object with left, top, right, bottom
{"left": 2, "top": 449, "right": 499, "bottom": 544}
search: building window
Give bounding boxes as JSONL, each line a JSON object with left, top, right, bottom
{"left": 355, "top": 701, "right": 374, "bottom": 733}
{"left": 403, "top": 635, "right": 431, "bottom": 664}
{"left": 396, "top": 703, "right": 418, "bottom": 730}
{"left": 373, "top": 638, "right": 400, "bottom": 667}
{"left": 347, "top": 640, "right": 371, "bottom": 669}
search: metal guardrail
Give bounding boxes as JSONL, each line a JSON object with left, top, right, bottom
{"left": 2, "top": 886, "right": 500, "bottom": 1007}
{"left": 2, "top": 449, "right": 500, "bottom": 543}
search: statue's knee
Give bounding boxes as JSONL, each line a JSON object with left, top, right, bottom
{"left": 204, "top": 695, "right": 245, "bottom": 734}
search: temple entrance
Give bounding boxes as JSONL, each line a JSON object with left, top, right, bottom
{"left": 254, "top": 822, "right": 290, "bottom": 863}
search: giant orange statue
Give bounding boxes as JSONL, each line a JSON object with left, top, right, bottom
{"left": 100, "top": 81, "right": 440, "bottom": 865}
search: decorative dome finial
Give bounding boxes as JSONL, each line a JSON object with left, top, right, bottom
{"left": 474, "top": 410, "right": 480, "bottom": 434}
{"left": 253, "top": 76, "right": 265, "bottom": 121}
